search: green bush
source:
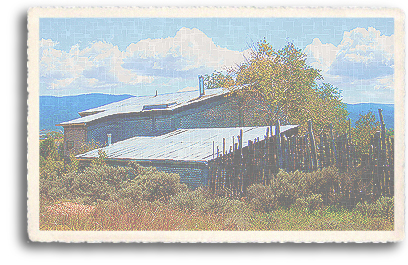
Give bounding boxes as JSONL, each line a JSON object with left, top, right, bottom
{"left": 170, "top": 187, "right": 248, "bottom": 214}
{"left": 354, "top": 197, "right": 394, "bottom": 223}
{"left": 246, "top": 184, "right": 278, "bottom": 213}
{"left": 246, "top": 167, "right": 371, "bottom": 211}
{"left": 291, "top": 194, "right": 323, "bottom": 213}
{"left": 120, "top": 163, "right": 188, "bottom": 203}
{"left": 40, "top": 161, "right": 188, "bottom": 205}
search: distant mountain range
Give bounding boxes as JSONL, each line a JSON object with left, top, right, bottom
{"left": 40, "top": 94, "right": 394, "bottom": 132}
{"left": 346, "top": 103, "right": 394, "bottom": 130}
{"left": 40, "top": 94, "right": 133, "bottom": 132}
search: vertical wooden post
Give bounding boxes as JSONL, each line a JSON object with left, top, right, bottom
{"left": 213, "top": 141, "right": 215, "bottom": 160}
{"left": 378, "top": 108, "right": 387, "bottom": 167}
{"left": 239, "top": 129, "right": 243, "bottom": 150}
{"left": 305, "top": 135, "right": 311, "bottom": 172}
{"left": 329, "top": 124, "right": 338, "bottom": 168}
{"left": 276, "top": 120, "right": 283, "bottom": 169}
{"left": 374, "top": 131, "right": 381, "bottom": 197}
{"left": 308, "top": 120, "right": 318, "bottom": 171}
{"left": 223, "top": 138, "right": 226, "bottom": 156}
{"left": 239, "top": 106, "right": 243, "bottom": 127}
{"left": 347, "top": 118, "right": 352, "bottom": 169}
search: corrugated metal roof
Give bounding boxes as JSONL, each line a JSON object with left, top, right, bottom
{"left": 76, "top": 125, "right": 298, "bottom": 163}
{"left": 59, "top": 88, "right": 228, "bottom": 126}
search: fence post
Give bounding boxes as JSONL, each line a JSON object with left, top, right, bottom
{"left": 329, "top": 124, "right": 338, "bottom": 168}
{"left": 239, "top": 129, "right": 243, "bottom": 150}
{"left": 347, "top": 118, "right": 352, "bottom": 169}
{"left": 276, "top": 120, "right": 283, "bottom": 169}
{"left": 212, "top": 141, "right": 215, "bottom": 160}
{"left": 223, "top": 138, "right": 226, "bottom": 156}
{"left": 378, "top": 109, "right": 387, "bottom": 167}
{"left": 308, "top": 120, "right": 318, "bottom": 171}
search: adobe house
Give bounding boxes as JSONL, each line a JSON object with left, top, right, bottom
{"left": 57, "top": 77, "right": 264, "bottom": 156}
{"left": 57, "top": 76, "right": 299, "bottom": 187}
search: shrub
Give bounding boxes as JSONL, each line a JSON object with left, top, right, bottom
{"left": 120, "top": 163, "right": 188, "bottom": 203}
{"left": 40, "top": 161, "right": 188, "bottom": 205}
{"left": 170, "top": 187, "right": 249, "bottom": 214}
{"left": 291, "top": 194, "right": 323, "bottom": 213}
{"left": 354, "top": 196, "right": 394, "bottom": 223}
{"left": 246, "top": 167, "right": 373, "bottom": 212}
{"left": 246, "top": 184, "right": 278, "bottom": 213}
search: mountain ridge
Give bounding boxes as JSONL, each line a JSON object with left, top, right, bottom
{"left": 40, "top": 93, "right": 395, "bottom": 132}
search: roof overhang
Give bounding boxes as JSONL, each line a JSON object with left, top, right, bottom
{"left": 56, "top": 122, "right": 87, "bottom": 127}
{"left": 76, "top": 157, "right": 209, "bottom": 167}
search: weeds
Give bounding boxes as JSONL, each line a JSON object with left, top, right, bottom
{"left": 39, "top": 153, "right": 394, "bottom": 231}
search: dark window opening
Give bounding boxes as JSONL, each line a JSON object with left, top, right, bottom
{"left": 67, "top": 140, "right": 74, "bottom": 149}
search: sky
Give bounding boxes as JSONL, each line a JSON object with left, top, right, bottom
{"left": 39, "top": 17, "right": 395, "bottom": 104}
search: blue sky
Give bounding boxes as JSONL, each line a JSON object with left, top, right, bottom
{"left": 39, "top": 17, "right": 394, "bottom": 104}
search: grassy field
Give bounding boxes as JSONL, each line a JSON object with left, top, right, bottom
{"left": 40, "top": 200, "right": 393, "bottom": 231}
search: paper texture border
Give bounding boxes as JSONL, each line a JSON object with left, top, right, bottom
{"left": 27, "top": 6, "right": 405, "bottom": 243}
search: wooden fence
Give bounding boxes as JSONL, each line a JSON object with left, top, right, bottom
{"left": 208, "top": 109, "right": 394, "bottom": 201}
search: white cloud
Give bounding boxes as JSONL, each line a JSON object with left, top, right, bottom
{"left": 305, "top": 27, "right": 394, "bottom": 80}
{"left": 40, "top": 28, "right": 248, "bottom": 93}
{"left": 40, "top": 40, "right": 156, "bottom": 91}
{"left": 122, "top": 27, "right": 248, "bottom": 78}
{"left": 304, "top": 27, "right": 394, "bottom": 103}
{"left": 304, "top": 38, "right": 339, "bottom": 72}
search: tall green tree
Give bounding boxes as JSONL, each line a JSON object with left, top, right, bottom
{"left": 206, "top": 40, "right": 348, "bottom": 134}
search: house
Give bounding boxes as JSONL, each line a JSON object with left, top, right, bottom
{"left": 57, "top": 77, "right": 299, "bottom": 187}
{"left": 57, "top": 77, "right": 263, "bottom": 156}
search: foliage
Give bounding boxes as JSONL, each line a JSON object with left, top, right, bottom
{"left": 246, "top": 184, "right": 278, "bottom": 213}
{"left": 90, "top": 149, "right": 108, "bottom": 167}
{"left": 121, "top": 162, "right": 188, "bottom": 203}
{"left": 170, "top": 187, "right": 248, "bottom": 215}
{"left": 205, "top": 40, "right": 348, "bottom": 134}
{"left": 351, "top": 111, "right": 381, "bottom": 160}
{"left": 203, "top": 71, "right": 235, "bottom": 89}
{"left": 354, "top": 196, "right": 394, "bottom": 223}
{"left": 40, "top": 131, "right": 100, "bottom": 181}
{"left": 247, "top": 167, "right": 370, "bottom": 209}
{"left": 40, "top": 132, "right": 64, "bottom": 162}
{"left": 291, "top": 194, "right": 323, "bottom": 213}
{"left": 39, "top": 146, "right": 393, "bottom": 231}
{"left": 40, "top": 160, "right": 188, "bottom": 205}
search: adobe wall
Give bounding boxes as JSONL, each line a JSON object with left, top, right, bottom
{"left": 87, "top": 116, "right": 157, "bottom": 146}
{"left": 84, "top": 95, "right": 267, "bottom": 147}
{"left": 172, "top": 97, "right": 240, "bottom": 129}
{"left": 63, "top": 125, "right": 87, "bottom": 156}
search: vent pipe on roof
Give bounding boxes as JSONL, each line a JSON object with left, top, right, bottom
{"left": 199, "top": 75, "right": 205, "bottom": 97}
{"left": 107, "top": 134, "right": 112, "bottom": 146}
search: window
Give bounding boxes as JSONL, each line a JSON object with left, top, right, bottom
{"left": 142, "top": 102, "right": 176, "bottom": 111}
{"left": 67, "top": 140, "right": 74, "bottom": 149}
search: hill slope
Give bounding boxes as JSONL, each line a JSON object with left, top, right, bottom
{"left": 40, "top": 94, "right": 133, "bottom": 132}
{"left": 40, "top": 94, "right": 395, "bottom": 132}
{"left": 346, "top": 103, "right": 394, "bottom": 130}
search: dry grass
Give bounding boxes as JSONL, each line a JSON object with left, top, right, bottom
{"left": 40, "top": 199, "right": 393, "bottom": 231}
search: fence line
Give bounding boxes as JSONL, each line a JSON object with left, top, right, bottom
{"left": 208, "top": 109, "right": 394, "bottom": 202}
